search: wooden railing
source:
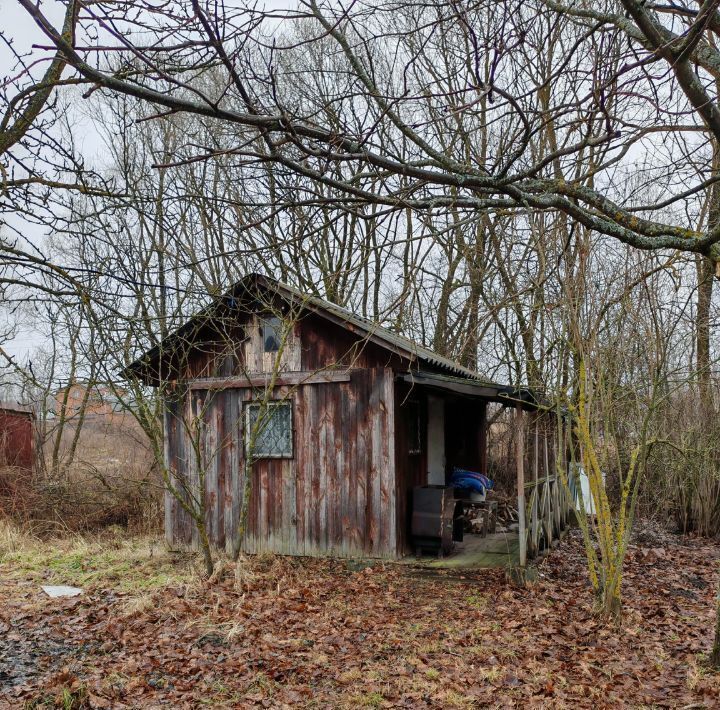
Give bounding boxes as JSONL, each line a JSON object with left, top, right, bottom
{"left": 514, "top": 404, "right": 573, "bottom": 565}
{"left": 524, "top": 474, "right": 572, "bottom": 559}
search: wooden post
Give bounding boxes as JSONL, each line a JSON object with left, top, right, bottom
{"left": 478, "top": 401, "right": 488, "bottom": 473}
{"left": 515, "top": 404, "right": 526, "bottom": 567}
{"left": 560, "top": 416, "right": 571, "bottom": 520}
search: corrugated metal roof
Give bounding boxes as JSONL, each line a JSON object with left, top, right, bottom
{"left": 0, "top": 401, "right": 35, "bottom": 417}
{"left": 399, "top": 371, "right": 541, "bottom": 408}
{"left": 263, "top": 276, "right": 481, "bottom": 379}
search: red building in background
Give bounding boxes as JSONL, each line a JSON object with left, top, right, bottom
{"left": 0, "top": 402, "right": 35, "bottom": 471}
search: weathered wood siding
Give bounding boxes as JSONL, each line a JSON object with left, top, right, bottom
{"left": 179, "top": 311, "right": 400, "bottom": 380}
{"left": 164, "top": 367, "right": 398, "bottom": 558}
{"left": 156, "top": 287, "right": 506, "bottom": 560}
{"left": 181, "top": 315, "right": 301, "bottom": 380}
{"left": 0, "top": 407, "right": 34, "bottom": 474}
{"left": 243, "top": 313, "right": 302, "bottom": 373}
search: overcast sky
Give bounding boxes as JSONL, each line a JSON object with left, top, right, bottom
{"left": 1, "top": 1, "right": 297, "bottom": 365}
{"left": 2, "top": 2, "right": 97, "bottom": 363}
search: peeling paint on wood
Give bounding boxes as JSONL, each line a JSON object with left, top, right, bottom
{"left": 161, "top": 306, "right": 529, "bottom": 560}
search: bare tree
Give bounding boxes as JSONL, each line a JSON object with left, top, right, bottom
{"left": 16, "top": 0, "right": 720, "bottom": 267}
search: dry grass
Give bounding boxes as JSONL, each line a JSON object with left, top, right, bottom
{"left": 0, "top": 516, "right": 37, "bottom": 554}
{"left": 0, "top": 519, "right": 198, "bottom": 594}
{"left": 0, "top": 522, "right": 310, "bottom": 603}
{"left": 234, "top": 552, "right": 262, "bottom": 592}
{"left": 119, "top": 592, "right": 157, "bottom": 617}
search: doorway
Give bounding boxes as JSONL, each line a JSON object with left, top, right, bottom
{"left": 427, "top": 395, "right": 445, "bottom": 485}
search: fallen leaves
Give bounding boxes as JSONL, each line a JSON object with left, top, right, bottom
{"left": 1, "top": 527, "right": 719, "bottom": 708}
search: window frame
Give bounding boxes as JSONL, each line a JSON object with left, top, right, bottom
{"left": 244, "top": 399, "right": 294, "bottom": 459}
{"left": 260, "top": 315, "right": 282, "bottom": 353}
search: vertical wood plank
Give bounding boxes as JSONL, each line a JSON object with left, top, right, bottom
{"left": 204, "top": 395, "right": 219, "bottom": 546}
{"left": 340, "top": 380, "right": 355, "bottom": 556}
{"left": 176, "top": 394, "right": 190, "bottom": 545}
{"left": 187, "top": 393, "right": 200, "bottom": 549}
{"left": 309, "top": 384, "right": 322, "bottom": 556}
{"left": 281, "top": 457, "right": 296, "bottom": 555}
{"left": 215, "top": 392, "right": 226, "bottom": 550}
{"left": 258, "top": 461, "right": 268, "bottom": 552}
{"left": 295, "top": 387, "right": 307, "bottom": 556}
{"left": 355, "top": 370, "right": 368, "bottom": 553}
{"left": 368, "top": 368, "right": 382, "bottom": 555}
{"left": 304, "top": 383, "right": 316, "bottom": 556}
{"left": 328, "top": 384, "right": 339, "bottom": 556}
{"left": 236, "top": 391, "right": 250, "bottom": 554}
{"left": 223, "top": 389, "right": 237, "bottom": 555}
{"left": 317, "top": 383, "right": 329, "bottom": 554}
{"left": 383, "top": 368, "right": 397, "bottom": 556}
{"left": 286, "top": 322, "right": 302, "bottom": 371}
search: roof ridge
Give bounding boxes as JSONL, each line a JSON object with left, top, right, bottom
{"left": 264, "top": 275, "right": 481, "bottom": 380}
{"left": 125, "top": 272, "right": 515, "bottom": 385}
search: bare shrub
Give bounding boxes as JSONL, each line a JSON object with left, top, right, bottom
{"left": 0, "top": 412, "right": 161, "bottom": 535}
{"left": 642, "top": 383, "right": 720, "bottom": 537}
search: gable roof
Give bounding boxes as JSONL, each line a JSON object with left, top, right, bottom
{"left": 123, "top": 273, "right": 540, "bottom": 405}
{"left": 260, "top": 275, "right": 480, "bottom": 379}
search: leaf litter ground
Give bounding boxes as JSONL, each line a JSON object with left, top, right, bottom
{"left": 1, "top": 525, "right": 718, "bottom": 708}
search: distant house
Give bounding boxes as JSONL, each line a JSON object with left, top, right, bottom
{"left": 125, "top": 274, "right": 564, "bottom": 560}
{"left": 55, "top": 382, "right": 125, "bottom": 419}
{"left": 0, "top": 401, "right": 35, "bottom": 472}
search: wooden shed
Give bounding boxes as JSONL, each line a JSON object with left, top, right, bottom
{"left": 126, "top": 274, "right": 565, "bottom": 561}
{"left": 0, "top": 402, "right": 35, "bottom": 472}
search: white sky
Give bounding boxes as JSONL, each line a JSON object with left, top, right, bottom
{"left": 1, "top": 2, "right": 99, "bottom": 363}
{"left": 1, "top": 1, "right": 297, "bottom": 365}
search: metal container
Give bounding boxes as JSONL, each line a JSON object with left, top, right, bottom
{"left": 411, "top": 485, "right": 460, "bottom": 557}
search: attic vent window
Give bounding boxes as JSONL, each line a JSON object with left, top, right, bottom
{"left": 261, "top": 316, "right": 282, "bottom": 352}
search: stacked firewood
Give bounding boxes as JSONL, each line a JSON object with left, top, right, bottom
{"left": 461, "top": 503, "right": 487, "bottom": 534}
{"left": 460, "top": 491, "right": 520, "bottom": 535}
{"left": 493, "top": 491, "right": 520, "bottom": 528}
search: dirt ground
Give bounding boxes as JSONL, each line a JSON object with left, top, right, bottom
{"left": 1, "top": 523, "right": 719, "bottom": 708}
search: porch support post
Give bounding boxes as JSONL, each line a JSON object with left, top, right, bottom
{"left": 478, "top": 401, "right": 488, "bottom": 473}
{"left": 515, "top": 403, "right": 527, "bottom": 567}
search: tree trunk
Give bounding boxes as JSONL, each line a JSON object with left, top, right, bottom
{"left": 599, "top": 581, "right": 622, "bottom": 621}
{"left": 197, "top": 522, "right": 214, "bottom": 577}
{"left": 701, "top": 142, "right": 720, "bottom": 665}
{"left": 232, "top": 457, "right": 254, "bottom": 561}
{"left": 696, "top": 254, "right": 714, "bottom": 410}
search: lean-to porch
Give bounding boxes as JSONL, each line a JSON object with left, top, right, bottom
{"left": 395, "top": 372, "right": 573, "bottom": 568}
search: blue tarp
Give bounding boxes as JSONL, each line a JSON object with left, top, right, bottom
{"left": 450, "top": 468, "right": 493, "bottom": 493}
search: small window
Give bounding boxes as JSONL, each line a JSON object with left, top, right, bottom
{"left": 245, "top": 401, "right": 293, "bottom": 458}
{"left": 261, "top": 316, "right": 282, "bottom": 352}
{"left": 406, "top": 400, "right": 421, "bottom": 455}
